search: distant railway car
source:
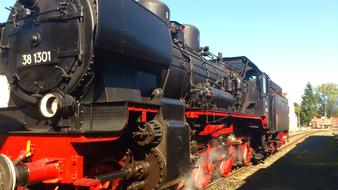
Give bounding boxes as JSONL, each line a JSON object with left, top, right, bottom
{"left": 331, "top": 118, "right": 338, "bottom": 140}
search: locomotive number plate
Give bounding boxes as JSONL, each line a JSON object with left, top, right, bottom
{"left": 18, "top": 51, "right": 53, "bottom": 66}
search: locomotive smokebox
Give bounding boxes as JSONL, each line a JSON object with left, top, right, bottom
{"left": 138, "top": 0, "right": 170, "bottom": 23}
{"left": 183, "top": 24, "right": 200, "bottom": 50}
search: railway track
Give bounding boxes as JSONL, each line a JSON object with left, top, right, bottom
{"left": 206, "top": 130, "right": 322, "bottom": 190}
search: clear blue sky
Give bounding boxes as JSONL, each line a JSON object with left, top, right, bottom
{"left": 1, "top": 0, "right": 338, "bottom": 103}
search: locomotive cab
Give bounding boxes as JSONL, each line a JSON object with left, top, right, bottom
{"left": 223, "top": 56, "right": 289, "bottom": 132}
{"left": 223, "top": 56, "right": 264, "bottom": 116}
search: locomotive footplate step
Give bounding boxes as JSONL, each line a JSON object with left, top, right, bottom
{"left": 239, "top": 131, "right": 338, "bottom": 190}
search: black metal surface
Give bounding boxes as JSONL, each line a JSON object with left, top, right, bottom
{"left": 162, "top": 43, "right": 232, "bottom": 100}
{"left": 165, "top": 120, "right": 190, "bottom": 182}
{"left": 18, "top": 0, "right": 38, "bottom": 8}
{"left": 242, "top": 80, "right": 263, "bottom": 116}
{"left": 95, "top": 169, "right": 128, "bottom": 182}
{"left": 138, "top": 0, "right": 170, "bottom": 23}
{"left": 95, "top": 0, "right": 172, "bottom": 68}
{"left": 160, "top": 98, "right": 185, "bottom": 121}
{"left": 1, "top": 0, "right": 94, "bottom": 103}
{"left": 87, "top": 63, "right": 156, "bottom": 103}
{"left": 14, "top": 164, "right": 29, "bottom": 186}
{"left": 183, "top": 24, "right": 200, "bottom": 50}
{"left": 0, "top": 107, "right": 27, "bottom": 132}
{"left": 156, "top": 98, "right": 190, "bottom": 184}
{"left": 270, "top": 95, "right": 289, "bottom": 132}
{"left": 209, "top": 87, "right": 236, "bottom": 108}
{"left": 269, "top": 79, "right": 283, "bottom": 96}
{"left": 80, "top": 102, "right": 129, "bottom": 132}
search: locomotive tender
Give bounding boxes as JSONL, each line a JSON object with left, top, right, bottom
{"left": 0, "top": 0, "right": 289, "bottom": 189}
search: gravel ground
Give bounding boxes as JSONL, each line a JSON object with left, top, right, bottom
{"left": 239, "top": 131, "right": 338, "bottom": 190}
{"left": 207, "top": 130, "right": 335, "bottom": 190}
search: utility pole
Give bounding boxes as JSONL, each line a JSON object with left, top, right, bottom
{"left": 324, "top": 95, "right": 327, "bottom": 118}
{"left": 324, "top": 100, "right": 327, "bottom": 118}
{"left": 298, "top": 108, "right": 301, "bottom": 131}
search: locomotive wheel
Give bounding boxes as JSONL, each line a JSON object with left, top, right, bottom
{"left": 131, "top": 148, "right": 166, "bottom": 190}
{"left": 190, "top": 150, "right": 212, "bottom": 189}
{"left": 241, "top": 142, "right": 253, "bottom": 166}
{"left": 268, "top": 142, "right": 277, "bottom": 154}
{"left": 191, "top": 164, "right": 212, "bottom": 189}
{"left": 133, "top": 120, "right": 163, "bottom": 147}
{"left": 279, "top": 132, "right": 286, "bottom": 145}
{"left": 0, "top": 154, "right": 15, "bottom": 190}
{"left": 219, "top": 145, "right": 235, "bottom": 176}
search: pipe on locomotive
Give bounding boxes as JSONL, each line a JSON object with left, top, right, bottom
{"left": 0, "top": 154, "right": 60, "bottom": 190}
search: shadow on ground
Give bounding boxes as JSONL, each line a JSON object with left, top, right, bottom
{"left": 239, "top": 135, "right": 338, "bottom": 190}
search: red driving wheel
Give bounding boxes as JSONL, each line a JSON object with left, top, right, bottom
{"left": 191, "top": 149, "right": 212, "bottom": 189}
{"left": 219, "top": 145, "right": 235, "bottom": 176}
{"left": 279, "top": 132, "right": 286, "bottom": 145}
{"left": 242, "top": 142, "right": 253, "bottom": 165}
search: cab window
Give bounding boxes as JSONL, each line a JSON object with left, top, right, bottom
{"left": 262, "top": 75, "right": 267, "bottom": 94}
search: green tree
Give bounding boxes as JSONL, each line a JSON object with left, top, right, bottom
{"left": 294, "top": 102, "right": 300, "bottom": 116}
{"left": 300, "top": 82, "right": 319, "bottom": 126}
{"left": 315, "top": 83, "right": 338, "bottom": 117}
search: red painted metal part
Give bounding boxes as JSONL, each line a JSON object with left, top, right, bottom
{"left": 127, "top": 107, "right": 158, "bottom": 113}
{"left": 186, "top": 109, "right": 265, "bottom": 133}
{"left": 75, "top": 158, "right": 125, "bottom": 189}
{"left": 25, "top": 158, "right": 61, "bottom": 183}
{"left": 73, "top": 178, "right": 101, "bottom": 187}
{"left": 128, "top": 106, "right": 159, "bottom": 123}
{"left": 219, "top": 145, "right": 235, "bottom": 177}
{"left": 279, "top": 131, "right": 286, "bottom": 145}
{"left": 191, "top": 148, "right": 212, "bottom": 189}
{"left": 0, "top": 135, "right": 119, "bottom": 185}
{"left": 0, "top": 105, "right": 158, "bottom": 188}
{"left": 261, "top": 116, "right": 268, "bottom": 127}
{"left": 190, "top": 142, "right": 239, "bottom": 189}
{"left": 74, "top": 178, "right": 121, "bottom": 190}
{"left": 189, "top": 109, "right": 265, "bottom": 139}
{"left": 185, "top": 110, "right": 262, "bottom": 120}
{"left": 240, "top": 141, "right": 253, "bottom": 166}
{"left": 199, "top": 124, "right": 234, "bottom": 137}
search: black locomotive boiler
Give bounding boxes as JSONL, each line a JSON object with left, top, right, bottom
{"left": 0, "top": 0, "right": 289, "bottom": 189}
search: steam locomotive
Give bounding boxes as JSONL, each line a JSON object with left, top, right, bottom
{"left": 0, "top": 0, "right": 289, "bottom": 189}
